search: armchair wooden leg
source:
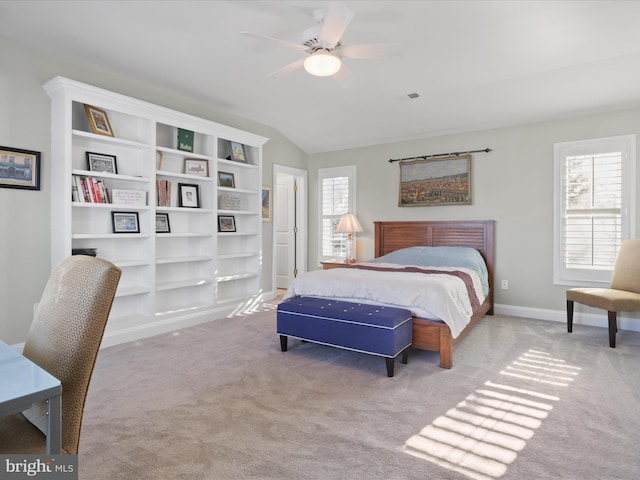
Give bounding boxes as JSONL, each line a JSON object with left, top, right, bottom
{"left": 567, "top": 300, "right": 574, "bottom": 333}
{"left": 607, "top": 311, "right": 617, "bottom": 348}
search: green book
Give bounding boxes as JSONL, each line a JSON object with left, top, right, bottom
{"left": 177, "top": 128, "right": 194, "bottom": 152}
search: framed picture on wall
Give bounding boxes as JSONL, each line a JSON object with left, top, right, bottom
{"left": 0, "top": 145, "right": 41, "bottom": 190}
{"left": 398, "top": 154, "right": 471, "bottom": 207}
{"left": 262, "top": 186, "right": 272, "bottom": 222}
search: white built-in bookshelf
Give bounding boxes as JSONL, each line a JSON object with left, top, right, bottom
{"left": 44, "top": 77, "right": 268, "bottom": 346}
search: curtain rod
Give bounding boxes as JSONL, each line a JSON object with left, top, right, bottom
{"left": 388, "top": 148, "right": 492, "bottom": 163}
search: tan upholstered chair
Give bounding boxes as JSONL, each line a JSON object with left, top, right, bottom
{"left": 0, "top": 255, "right": 120, "bottom": 454}
{"left": 567, "top": 239, "right": 640, "bottom": 347}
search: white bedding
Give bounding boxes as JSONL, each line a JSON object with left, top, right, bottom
{"left": 282, "top": 262, "right": 486, "bottom": 339}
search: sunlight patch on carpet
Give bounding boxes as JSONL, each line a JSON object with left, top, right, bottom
{"left": 402, "top": 348, "right": 581, "bottom": 480}
{"left": 227, "top": 295, "right": 277, "bottom": 316}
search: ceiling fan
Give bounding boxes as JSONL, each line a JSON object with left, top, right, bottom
{"left": 242, "top": 2, "right": 401, "bottom": 85}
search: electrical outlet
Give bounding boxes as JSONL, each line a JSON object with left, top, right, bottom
{"left": 501, "top": 280, "right": 509, "bottom": 290}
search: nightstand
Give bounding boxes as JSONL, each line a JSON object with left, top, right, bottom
{"left": 321, "top": 260, "right": 358, "bottom": 270}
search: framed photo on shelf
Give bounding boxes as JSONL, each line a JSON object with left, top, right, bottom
{"left": 0, "top": 145, "right": 41, "bottom": 191}
{"left": 229, "top": 141, "right": 246, "bottom": 162}
{"left": 217, "top": 171, "right": 235, "bottom": 188}
{"left": 218, "top": 215, "right": 236, "bottom": 232}
{"left": 155, "top": 213, "right": 171, "bottom": 233}
{"left": 184, "top": 158, "right": 208, "bottom": 177}
{"left": 111, "top": 211, "right": 140, "bottom": 234}
{"left": 178, "top": 183, "right": 200, "bottom": 208}
{"left": 84, "top": 104, "right": 114, "bottom": 137}
{"left": 87, "top": 152, "right": 117, "bottom": 174}
{"left": 262, "top": 185, "right": 272, "bottom": 223}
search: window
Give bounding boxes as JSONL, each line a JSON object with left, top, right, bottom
{"left": 554, "top": 135, "right": 636, "bottom": 286}
{"left": 318, "top": 166, "right": 356, "bottom": 262}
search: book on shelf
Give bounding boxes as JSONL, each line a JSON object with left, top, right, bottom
{"left": 177, "top": 128, "right": 194, "bottom": 153}
{"left": 72, "top": 175, "right": 110, "bottom": 203}
{"left": 156, "top": 179, "right": 172, "bottom": 207}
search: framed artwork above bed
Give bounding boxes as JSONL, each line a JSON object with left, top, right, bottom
{"left": 398, "top": 154, "right": 471, "bottom": 207}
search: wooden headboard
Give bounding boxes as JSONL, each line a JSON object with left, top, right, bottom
{"left": 374, "top": 220, "right": 495, "bottom": 304}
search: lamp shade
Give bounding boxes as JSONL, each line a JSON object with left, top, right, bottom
{"left": 336, "top": 213, "right": 363, "bottom": 234}
{"left": 304, "top": 51, "right": 342, "bottom": 77}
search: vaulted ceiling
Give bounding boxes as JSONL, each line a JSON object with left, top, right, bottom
{"left": 2, "top": 1, "right": 640, "bottom": 154}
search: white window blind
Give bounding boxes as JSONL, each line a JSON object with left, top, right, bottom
{"left": 318, "top": 166, "right": 356, "bottom": 262}
{"left": 554, "top": 135, "right": 636, "bottom": 286}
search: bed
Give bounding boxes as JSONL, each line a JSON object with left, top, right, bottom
{"left": 284, "top": 220, "right": 494, "bottom": 369}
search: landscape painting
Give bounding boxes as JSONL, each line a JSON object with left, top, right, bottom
{"left": 398, "top": 154, "right": 471, "bottom": 206}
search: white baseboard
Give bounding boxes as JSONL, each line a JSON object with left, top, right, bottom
{"left": 494, "top": 303, "right": 640, "bottom": 333}
{"left": 101, "top": 295, "right": 274, "bottom": 348}
{"left": 13, "top": 300, "right": 636, "bottom": 352}
{"left": 101, "top": 310, "right": 221, "bottom": 348}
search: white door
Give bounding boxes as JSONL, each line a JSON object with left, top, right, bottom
{"left": 274, "top": 165, "right": 307, "bottom": 292}
{"left": 276, "top": 174, "right": 295, "bottom": 289}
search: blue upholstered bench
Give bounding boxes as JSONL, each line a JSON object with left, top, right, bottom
{"left": 277, "top": 297, "right": 413, "bottom": 377}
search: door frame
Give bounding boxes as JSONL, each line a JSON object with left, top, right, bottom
{"left": 272, "top": 164, "right": 308, "bottom": 294}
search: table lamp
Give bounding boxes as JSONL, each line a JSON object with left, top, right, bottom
{"left": 336, "top": 213, "right": 363, "bottom": 263}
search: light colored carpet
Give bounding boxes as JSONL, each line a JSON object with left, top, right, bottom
{"left": 79, "top": 306, "right": 640, "bottom": 479}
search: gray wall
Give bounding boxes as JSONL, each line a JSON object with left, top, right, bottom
{"left": 308, "top": 109, "right": 640, "bottom": 318}
{"left": 0, "top": 35, "right": 306, "bottom": 344}
{"left": 3, "top": 33, "right": 639, "bottom": 345}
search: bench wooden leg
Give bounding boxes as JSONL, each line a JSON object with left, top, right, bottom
{"left": 385, "top": 357, "right": 395, "bottom": 377}
{"left": 279, "top": 335, "right": 288, "bottom": 352}
{"left": 401, "top": 348, "right": 409, "bottom": 365}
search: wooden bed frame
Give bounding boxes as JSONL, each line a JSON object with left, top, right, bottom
{"left": 374, "top": 220, "right": 495, "bottom": 369}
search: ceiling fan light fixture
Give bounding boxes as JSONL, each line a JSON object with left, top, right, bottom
{"left": 304, "top": 51, "right": 341, "bottom": 76}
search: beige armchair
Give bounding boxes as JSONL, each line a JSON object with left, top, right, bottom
{"left": 567, "top": 239, "right": 640, "bottom": 347}
{"left": 0, "top": 255, "right": 120, "bottom": 454}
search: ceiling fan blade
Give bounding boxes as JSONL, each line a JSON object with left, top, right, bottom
{"left": 333, "top": 64, "right": 353, "bottom": 88}
{"left": 339, "top": 43, "right": 404, "bottom": 59}
{"left": 318, "top": 2, "right": 355, "bottom": 49}
{"left": 241, "top": 31, "right": 306, "bottom": 51}
{"left": 266, "top": 58, "right": 306, "bottom": 78}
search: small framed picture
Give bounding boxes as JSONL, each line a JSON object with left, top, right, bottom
{"left": 178, "top": 183, "right": 200, "bottom": 208}
{"left": 155, "top": 213, "right": 171, "bottom": 233}
{"left": 229, "top": 141, "right": 246, "bottom": 162}
{"left": 262, "top": 186, "right": 272, "bottom": 223}
{"left": 184, "top": 158, "right": 209, "bottom": 177}
{"left": 218, "top": 215, "right": 236, "bottom": 232}
{"left": 217, "top": 171, "right": 235, "bottom": 188}
{"left": 84, "top": 104, "right": 114, "bottom": 137}
{"left": 87, "top": 152, "right": 117, "bottom": 174}
{"left": 0, "top": 145, "right": 41, "bottom": 190}
{"left": 111, "top": 211, "right": 140, "bottom": 234}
